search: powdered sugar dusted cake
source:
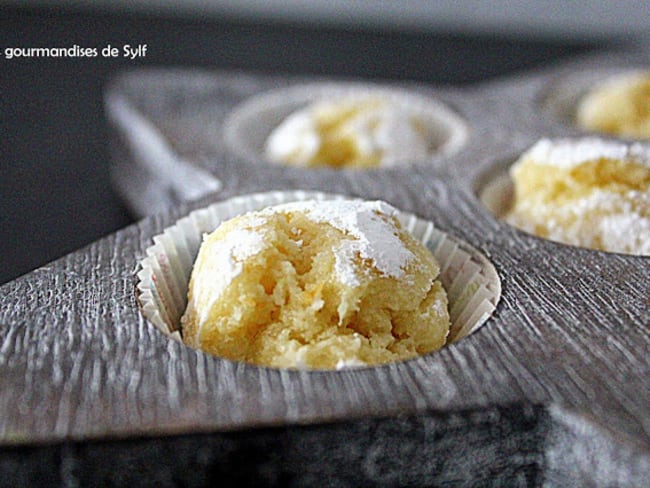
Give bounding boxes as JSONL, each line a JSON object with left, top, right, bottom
{"left": 505, "top": 138, "right": 650, "bottom": 255}
{"left": 264, "top": 97, "right": 432, "bottom": 168}
{"left": 576, "top": 70, "right": 650, "bottom": 139}
{"left": 181, "top": 199, "right": 450, "bottom": 369}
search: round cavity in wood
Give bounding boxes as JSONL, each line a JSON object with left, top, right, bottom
{"left": 136, "top": 191, "right": 501, "bottom": 370}
{"left": 222, "top": 83, "right": 469, "bottom": 169}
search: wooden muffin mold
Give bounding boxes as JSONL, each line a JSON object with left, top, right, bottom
{"left": 0, "top": 49, "right": 648, "bottom": 480}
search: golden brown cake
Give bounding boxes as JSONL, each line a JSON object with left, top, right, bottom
{"left": 264, "top": 96, "right": 432, "bottom": 168}
{"left": 181, "top": 199, "right": 450, "bottom": 369}
{"left": 505, "top": 138, "right": 650, "bottom": 255}
{"left": 576, "top": 70, "right": 650, "bottom": 139}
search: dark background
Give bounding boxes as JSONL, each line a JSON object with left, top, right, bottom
{"left": 0, "top": 5, "right": 612, "bottom": 285}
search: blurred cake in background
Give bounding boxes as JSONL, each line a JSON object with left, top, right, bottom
{"left": 265, "top": 96, "right": 434, "bottom": 168}
{"left": 576, "top": 71, "right": 650, "bottom": 139}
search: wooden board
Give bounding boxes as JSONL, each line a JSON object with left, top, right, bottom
{"left": 1, "top": 49, "right": 649, "bottom": 482}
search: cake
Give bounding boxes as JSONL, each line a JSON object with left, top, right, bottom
{"left": 181, "top": 199, "right": 450, "bottom": 369}
{"left": 505, "top": 138, "right": 650, "bottom": 255}
{"left": 576, "top": 70, "right": 650, "bottom": 139}
{"left": 264, "top": 96, "right": 432, "bottom": 168}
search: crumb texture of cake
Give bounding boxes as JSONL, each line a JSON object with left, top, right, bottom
{"left": 576, "top": 71, "right": 650, "bottom": 139}
{"left": 181, "top": 199, "right": 450, "bottom": 369}
{"left": 264, "top": 97, "right": 432, "bottom": 168}
{"left": 505, "top": 138, "right": 650, "bottom": 255}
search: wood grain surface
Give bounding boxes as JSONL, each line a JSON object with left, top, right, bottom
{"left": 1, "top": 49, "right": 648, "bottom": 471}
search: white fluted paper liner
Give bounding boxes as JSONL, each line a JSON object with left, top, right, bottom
{"left": 136, "top": 191, "right": 501, "bottom": 349}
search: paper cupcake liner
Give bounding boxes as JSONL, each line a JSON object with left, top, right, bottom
{"left": 136, "top": 190, "right": 501, "bottom": 350}
{"left": 222, "top": 82, "right": 469, "bottom": 167}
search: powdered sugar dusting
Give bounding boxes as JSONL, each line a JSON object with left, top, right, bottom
{"left": 190, "top": 199, "right": 417, "bottom": 330}
{"left": 192, "top": 227, "right": 266, "bottom": 327}
{"left": 265, "top": 199, "right": 415, "bottom": 286}
{"left": 507, "top": 137, "right": 650, "bottom": 255}
{"left": 508, "top": 189, "right": 650, "bottom": 255}
{"left": 264, "top": 97, "right": 431, "bottom": 166}
{"left": 600, "top": 212, "right": 650, "bottom": 255}
{"left": 265, "top": 111, "right": 320, "bottom": 163}
{"left": 517, "top": 138, "right": 650, "bottom": 170}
